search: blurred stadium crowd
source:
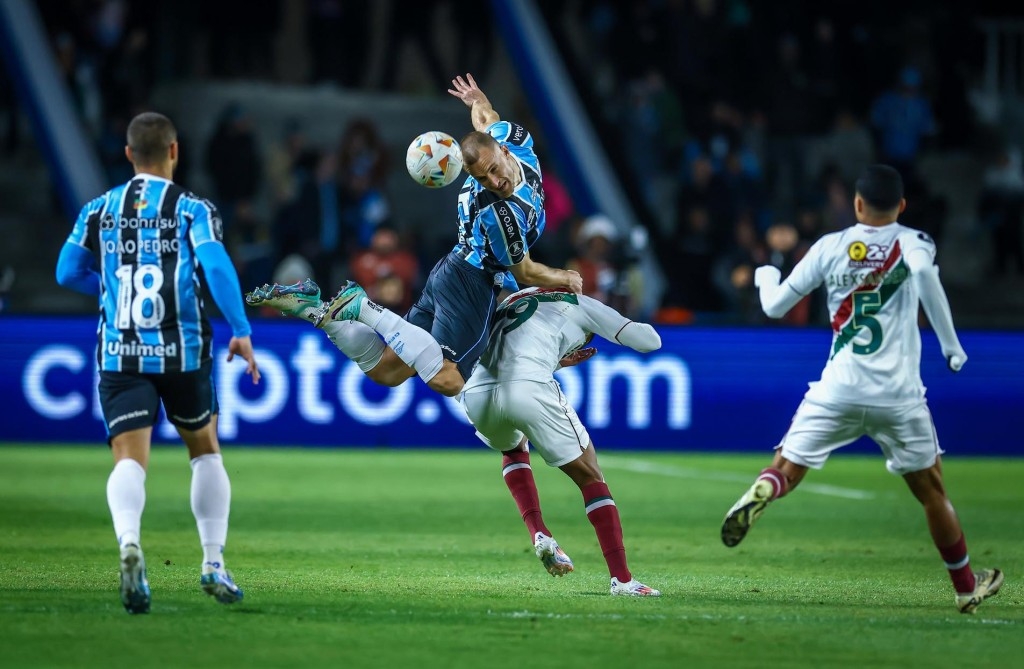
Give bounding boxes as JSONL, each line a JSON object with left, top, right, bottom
{"left": 1, "top": 0, "right": 1022, "bottom": 327}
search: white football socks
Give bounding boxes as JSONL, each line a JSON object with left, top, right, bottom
{"left": 322, "top": 320, "right": 386, "bottom": 372}
{"left": 190, "top": 453, "right": 231, "bottom": 573}
{"left": 107, "top": 458, "right": 146, "bottom": 548}
{"left": 355, "top": 301, "right": 444, "bottom": 383}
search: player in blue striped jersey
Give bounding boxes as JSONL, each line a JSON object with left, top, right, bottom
{"left": 56, "top": 112, "right": 259, "bottom": 613}
{"left": 248, "top": 73, "right": 582, "bottom": 397}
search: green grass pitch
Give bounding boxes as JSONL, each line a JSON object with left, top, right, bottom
{"left": 1, "top": 445, "right": 1021, "bottom": 669}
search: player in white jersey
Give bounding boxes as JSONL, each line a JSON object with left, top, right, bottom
{"left": 460, "top": 287, "right": 662, "bottom": 596}
{"left": 719, "top": 165, "right": 1002, "bottom": 614}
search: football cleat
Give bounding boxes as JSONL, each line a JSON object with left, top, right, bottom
{"left": 721, "top": 479, "right": 775, "bottom": 547}
{"left": 533, "top": 532, "right": 574, "bottom": 577}
{"left": 200, "top": 570, "right": 244, "bottom": 604}
{"left": 119, "top": 543, "right": 151, "bottom": 614}
{"left": 313, "top": 280, "right": 367, "bottom": 328}
{"left": 244, "top": 279, "right": 322, "bottom": 321}
{"left": 956, "top": 568, "right": 1004, "bottom": 614}
{"left": 610, "top": 577, "right": 661, "bottom": 597}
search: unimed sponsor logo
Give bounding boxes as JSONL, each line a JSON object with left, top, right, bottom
{"left": 20, "top": 333, "right": 690, "bottom": 440}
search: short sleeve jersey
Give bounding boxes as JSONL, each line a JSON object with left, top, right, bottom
{"left": 63, "top": 175, "right": 224, "bottom": 373}
{"left": 781, "top": 221, "right": 937, "bottom": 405}
{"left": 453, "top": 121, "right": 546, "bottom": 291}
{"left": 463, "top": 287, "right": 632, "bottom": 389}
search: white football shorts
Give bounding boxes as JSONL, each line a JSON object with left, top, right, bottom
{"left": 778, "top": 397, "right": 943, "bottom": 475}
{"left": 460, "top": 379, "right": 590, "bottom": 467}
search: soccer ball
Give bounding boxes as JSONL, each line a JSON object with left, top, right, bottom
{"left": 405, "top": 131, "right": 464, "bottom": 188}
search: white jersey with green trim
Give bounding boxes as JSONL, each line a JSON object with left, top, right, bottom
{"left": 782, "top": 222, "right": 937, "bottom": 406}
{"left": 463, "top": 287, "right": 660, "bottom": 389}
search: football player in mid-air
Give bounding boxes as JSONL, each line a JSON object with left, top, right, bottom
{"left": 719, "top": 164, "right": 1002, "bottom": 614}
{"left": 245, "top": 72, "right": 582, "bottom": 397}
{"left": 461, "top": 286, "right": 662, "bottom": 596}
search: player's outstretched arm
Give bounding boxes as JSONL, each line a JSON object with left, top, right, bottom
{"left": 579, "top": 294, "right": 661, "bottom": 353}
{"left": 909, "top": 256, "right": 967, "bottom": 372}
{"left": 55, "top": 242, "right": 100, "bottom": 296}
{"left": 193, "top": 242, "right": 263, "bottom": 383}
{"left": 448, "top": 73, "right": 500, "bottom": 131}
{"left": 509, "top": 254, "right": 582, "bottom": 293}
{"left": 755, "top": 265, "right": 807, "bottom": 319}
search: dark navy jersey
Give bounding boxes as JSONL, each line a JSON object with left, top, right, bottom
{"left": 63, "top": 175, "right": 223, "bottom": 373}
{"left": 453, "top": 121, "right": 545, "bottom": 291}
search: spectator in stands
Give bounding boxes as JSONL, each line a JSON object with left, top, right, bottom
{"left": 229, "top": 200, "right": 274, "bottom": 294}
{"left": 0, "top": 265, "right": 14, "bottom": 313}
{"left": 98, "top": 113, "right": 135, "bottom": 185}
{"left": 567, "top": 214, "right": 644, "bottom": 319}
{"left": 817, "top": 165, "right": 858, "bottom": 234}
{"left": 204, "top": 102, "right": 262, "bottom": 233}
{"left": 349, "top": 224, "right": 421, "bottom": 314}
{"left": 621, "top": 67, "right": 687, "bottom": 212}
{"left": 266, "top": 117, "right": 308, "bottom": 209}
{"left": 527, "top": 157, "right": 577, "bottom": 269}
{"left": 675, "top": 154, "right": 732, "bottom": 249}
{"left": 335, "top": 117, "right": 392, "bottom": 250}
{"left": 661, "top": 204, "right": 722, "bottom": 315}
{"left": 869, "top": 66, "right": 937, "bottom": 183}
{"left": 712, "top": 209, "right": 769, "bottom": 325}
{"left": 976, "top": 145, "right": 1024, "bottom": 277}
{"left": 763, "top": 221, "right": 812, "bottom": 325}
{"left": 815, "top": 108, "right": 876, "bottom": 187}
{"left": 53, "top": 31, "right": 102, "bottom": 136}
{"left": 758, "top": 32, "right": 820, "bottom": 217}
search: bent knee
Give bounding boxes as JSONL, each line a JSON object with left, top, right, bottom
{"left": 428, "top": 366, "right": 465, "bottom": 397}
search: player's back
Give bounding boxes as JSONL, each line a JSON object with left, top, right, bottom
{"left": 73, "top": 175, "right": 219, "bottom": 373}
{"left": 798, "top": 221, "right": 935, "bottom": 405}
{"left": 466, "top": 287, "right": 590, "bottom": 388}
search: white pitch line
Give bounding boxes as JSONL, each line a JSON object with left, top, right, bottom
{"left": 490, "top": 609, "right": 1018, "bottom": 626}
{"left": 602, "top": 458, "right": 875, "bottom": 500}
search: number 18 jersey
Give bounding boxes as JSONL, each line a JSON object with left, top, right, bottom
{"left": 64, "top": 175, "right": 221, "bottom": 373}
{"left": 782, "top": 222, "right": 937, "bottom": 406}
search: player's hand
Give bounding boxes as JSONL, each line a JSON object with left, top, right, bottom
{"left": 448, "top": 73, "right": 488, "bottom": 107}
{"left": 565, "top": 269, "right": 583, "bottom": 294}
{"left": 559, "top": 347, "right": 596, "bottom": 368}
{"left": 945, "top": 348, "right": 967, "bottom": 373}
{"left": 754, "top": 265, "right": 781, "bottom": 288}
{"left": 227, "top": 335, "right": 261, "bottom": 384}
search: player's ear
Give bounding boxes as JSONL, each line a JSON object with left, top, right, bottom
{"left": 854, "top": 194, "right": 864, "bottom": 215}
{"left": 898, "top": 198, "right": 907, "bottom": 214}
{"left": 124, "top": 145, "right": 132, "bottom": 163}
{"left": 168, "top": 141, "right": 178, "bottom": 162}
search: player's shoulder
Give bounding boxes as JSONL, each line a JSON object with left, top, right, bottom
{"left": 487, "top": 120, "right": 531, "bottom": 147}
{"left": 176, "top": 188, "right": 218, "bottom": 215}
{"left": 81, "top": 186, "right": 121, "bottom": 215}
{"left": 895, "top": 223, "right": 936, "bottom": 249}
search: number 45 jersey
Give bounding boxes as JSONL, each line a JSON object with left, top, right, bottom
{"left": 65, "top": 175, "right": 221, "bottom": 373}
{"left": 784, "top": 221, "right": 938, "bottom": 406}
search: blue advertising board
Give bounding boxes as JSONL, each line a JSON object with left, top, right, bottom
{"left": 1, "top": 316, "right": 1021, "bottom": 455}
